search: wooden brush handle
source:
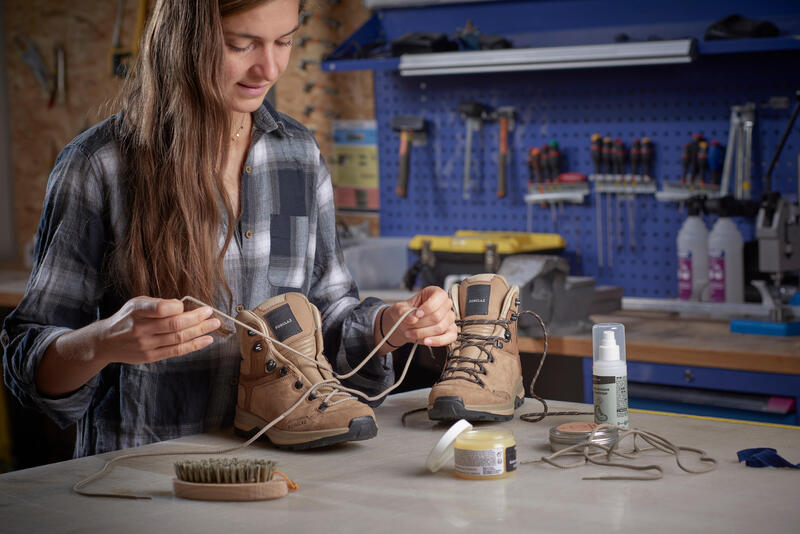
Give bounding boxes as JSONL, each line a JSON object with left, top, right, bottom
{"left": 173, "top": 479, "right": 288, "bottom": 501}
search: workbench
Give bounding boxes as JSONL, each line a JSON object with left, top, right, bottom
{"left": 0, "top": 389, "right": 798, "bottom": 534}
{"left": 518, "top": 310, "right": 800, "bottom": 425}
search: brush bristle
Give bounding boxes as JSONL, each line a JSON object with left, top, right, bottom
{"left": 174, "top": 458, "right": 275, "bottom": 484}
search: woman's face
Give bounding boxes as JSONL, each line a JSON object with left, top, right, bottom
{"left": 221, "top": 0, "right": 300, "bottom": 113}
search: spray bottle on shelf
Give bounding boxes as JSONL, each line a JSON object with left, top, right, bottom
{"left": 677, "top": 198, "right": 709, "bottom": 301}
{"left": 592, "top": 323, "right": 628, "bottom": 428}
{"left": 708, "top": 210, "right": 744, "bottom": 303}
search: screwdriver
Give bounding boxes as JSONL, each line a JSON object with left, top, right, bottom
{"left": 630, "top": 138, "right": 641, "bottom": 179}
{"left": 591, "top": 134, "right": 603, "bottom": 267}
{"left": 526, "top": 148, "right": 538, "bottom": 194}
{"left": 541, "top": 144, "right": 557, "bottom": 230}
{"left": 591, "top": 134, "right": 603, "bottom": 176}
{"left": 591, "top": 134, "right": 604, "bottom": 267}
{"left": 603, "top": 137, "right": 614, "bottom": 266}
{"left": 696, "top": 140, "right": 708, "bottom": 184}
{"left": 641, "top": 137, "right": 653, "bottom": 179}
{"left": 528, "top": 147, "right": 545, "bottom": 207}
{"left": 629, "top": 139, "right": 641, "bottom": 251}
{"left": 549, "top": 140, "right": 563, "bottom": 227}
{"left": 614, "top": 139, "right": 626, "bottom": 251}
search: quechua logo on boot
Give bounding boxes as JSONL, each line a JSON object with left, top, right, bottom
{"left": 465, "top": 284, "right": 491, "bottom": 316}
{"left": 264, "top": 304, "right": 302, "bottom": 341}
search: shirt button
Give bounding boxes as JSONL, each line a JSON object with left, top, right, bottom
{"left": 235, "top": 305, "right": 244, "bottom": 312}
{"left": 244, "top": 165, "right": 252, "bottom": 174}
{"left": 245, "top": 230, "right": 254, "bottom": 239}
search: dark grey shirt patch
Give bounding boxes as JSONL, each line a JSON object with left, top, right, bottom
{"left": 265, "top": 303, "right": 303, "bottom": 341}
{"left": 464, "top": 284, "right": 491, "bottom": 316}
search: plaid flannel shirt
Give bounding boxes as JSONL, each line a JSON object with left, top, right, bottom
{"left": 1, "top": 101, "right": 392, "bottom": 457}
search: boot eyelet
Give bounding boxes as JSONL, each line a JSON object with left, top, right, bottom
{"left": 510, "top": 313, "right": 518, "bottom": 321}
{"left": 307, "top": 392, "right": 317, "bottom": 401}
{"left": 495, "top": 340, "right": 504, "bottom": 348}
{"left": 265, "top": 359, "right": 277, "bottom": 372}
{"left": 247, "top": 330, "right": 257, "bottom": 336}
{"left": 318, "top": 402, "right": 328, "bottom": 412}
{"left": 515, "top": 298, "right": 521, "bottom": 306}
{"left": 504, "top": 330, "right": 511, "bottom": 342}
{"left": 294, "top": 380, "right": 303, "bottom": 390}
{"left": 253, "top": 343, "right": 263, "bottom": 352}
{"left": 279, "top": 367, "right": 288, "bottom": 377}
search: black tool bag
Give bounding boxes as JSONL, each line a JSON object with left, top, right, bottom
{"left": 705, "top": 14, "right": 779, "bottom": 40}
{"left": 390, "top": 33, "right": 458, "bottom": 56}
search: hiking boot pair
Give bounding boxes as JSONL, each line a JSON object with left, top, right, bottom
{"left": 233, "top": 273, "right": 525, "bottom": 450}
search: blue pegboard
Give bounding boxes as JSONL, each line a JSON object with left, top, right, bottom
{"left": 373, "top": 52, "right": 800, "bottom": 298}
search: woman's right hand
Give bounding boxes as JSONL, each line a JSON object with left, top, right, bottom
{"left": 37, "top": 296, "right": 221, "bottom": 397}
{"left": 95, "top": 296, "right": 221, "bottom": 365}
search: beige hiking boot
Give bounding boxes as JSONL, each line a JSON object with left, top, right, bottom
{"left": 235, "top": 292, "right": 378, "bottom": 450}
{"left": 428, "top": 273, "right": 524, "bottom": 422}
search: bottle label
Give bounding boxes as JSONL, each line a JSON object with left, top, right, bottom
{"left": 709, "top": 252, "right": 726, "bottom": 302}
{"left": 593, "top": 374, "right": 629, "bottom": 428}
{"left": 454, "top": 446, "right": 510, "bottom": 476}
{"left": 677, "top": 253, "right": 692, "bottom": 300}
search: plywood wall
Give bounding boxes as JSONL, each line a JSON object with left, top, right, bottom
{"left": 3, "top": 0, "right": 374, "bottom": 269}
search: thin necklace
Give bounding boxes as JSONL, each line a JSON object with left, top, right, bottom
{"left": 231, "top": 114, "right": 247, "bottom": 142}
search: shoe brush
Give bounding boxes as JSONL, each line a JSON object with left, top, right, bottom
{"left": 173, "top": 458, "right": 288, "bottom": 501}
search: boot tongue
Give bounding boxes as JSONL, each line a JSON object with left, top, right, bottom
{"left": 253, "top": 292, "right": 330, "bottom": 385}
{"left": 449, "top": 274, "right": 511, "bottom": 375}
{"left": 458, "top": 274, "right": 510, "bottom": 327}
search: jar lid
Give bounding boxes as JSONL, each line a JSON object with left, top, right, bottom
{"left": 548, "top": 421, "right": 619, "bottom": 451}
{"left": 426, "top": 419, "right": 473, "bottom": 473}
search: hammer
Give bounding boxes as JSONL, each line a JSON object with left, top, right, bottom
{"left": 391, "top": 116, "right": 426, "bottom": 198}
{"left": 494, "top": 106, "right": 515, "bottom": 198}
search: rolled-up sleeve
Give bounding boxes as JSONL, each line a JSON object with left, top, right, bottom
{"left": 2, "top": 144, "right": 108, "bottom": 428}
{"left": 306, "top": 151, "right": 394, "bottom": 401}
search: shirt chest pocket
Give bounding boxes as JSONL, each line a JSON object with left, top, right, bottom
{"left": 268, "top": 214, "right": 309, "bottom": 289}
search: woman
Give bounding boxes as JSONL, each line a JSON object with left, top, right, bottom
{"left": 1, "top": 0, "right": 456, "bottom": 457}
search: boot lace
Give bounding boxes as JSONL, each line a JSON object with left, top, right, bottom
{"left": 439, "top": 317, "right": 514, "bottom": 387}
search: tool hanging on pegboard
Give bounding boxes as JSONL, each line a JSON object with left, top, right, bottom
{"left": 14, "top": 36, "right": 52, "bottom": 97}
{"left": 110, "top": 0, "right": 149, "bottom": 77}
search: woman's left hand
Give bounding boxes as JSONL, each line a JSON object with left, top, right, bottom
{"left": 379, "top": 286, "right": 457, "bottom": 348}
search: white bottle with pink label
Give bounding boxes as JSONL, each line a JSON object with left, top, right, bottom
{"left": 708, "top": 217, "right": 744, "bottom": 303}
{"left": 676, "top": 207, "right": 709, "bottom": 301}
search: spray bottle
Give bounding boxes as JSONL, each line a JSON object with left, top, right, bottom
{"left": 708, "top": 211, "right": 744, "bottom": 303}
{"left": 592, "top": 323, "right": 628, "bottom": 428}
{"left": 676, "top": 197, "right": 709, "bottom": 301}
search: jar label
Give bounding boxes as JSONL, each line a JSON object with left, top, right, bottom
{"left": 506, "top": 445, "right": 517, "bottom": 472}
{"left": 593, "top": 374, "right": 629, "bottom": 428}
{"left": 677, "top": 253, "right": 692, "bottom": 300}
{"left": 709, "top": 253, "right": 726, "bottom": 302}
{"left": 454, "top": 446, "right": 507, "bottom": 476}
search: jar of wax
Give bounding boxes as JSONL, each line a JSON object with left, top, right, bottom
{"left": 453, "top": 428, "right": 517, "bottom": 480}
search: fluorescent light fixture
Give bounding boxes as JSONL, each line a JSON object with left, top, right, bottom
{"left": 399, "top": 38, "right": 696, "bottom": 76}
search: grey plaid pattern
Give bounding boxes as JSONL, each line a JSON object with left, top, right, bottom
{"left": 2, "top": 101, "right": 393, "bottom": 457}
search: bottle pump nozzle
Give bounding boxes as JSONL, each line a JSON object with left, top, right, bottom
{"left": 598, "top": 330, "right": 620, "bottom": 361}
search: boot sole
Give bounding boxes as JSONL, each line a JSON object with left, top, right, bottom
{"left": 427, "top": 379, "right": 526, "bottom": 422}
{"left": 427, "top": 395, "right": 524, "bottom": 422}
{"left": 234, "top": 410, "right": 378, "bottom": 451}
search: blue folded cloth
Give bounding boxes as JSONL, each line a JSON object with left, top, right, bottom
{"left": 738, "top": 448, "right": 799, "bottom": 469}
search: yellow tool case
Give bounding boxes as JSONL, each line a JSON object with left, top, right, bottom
{"left": 405, "top": 231, "right": 565, "bottom": 289}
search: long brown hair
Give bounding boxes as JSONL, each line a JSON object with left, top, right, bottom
{"left": 113, "top": 0, "right": 299, "bottom": 308}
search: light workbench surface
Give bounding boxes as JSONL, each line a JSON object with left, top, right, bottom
{"left": 1, "top": 389, "right": 798, "bottom": 534}
{"left": 519, "top": 310, "right": 800, "bottom": 375}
